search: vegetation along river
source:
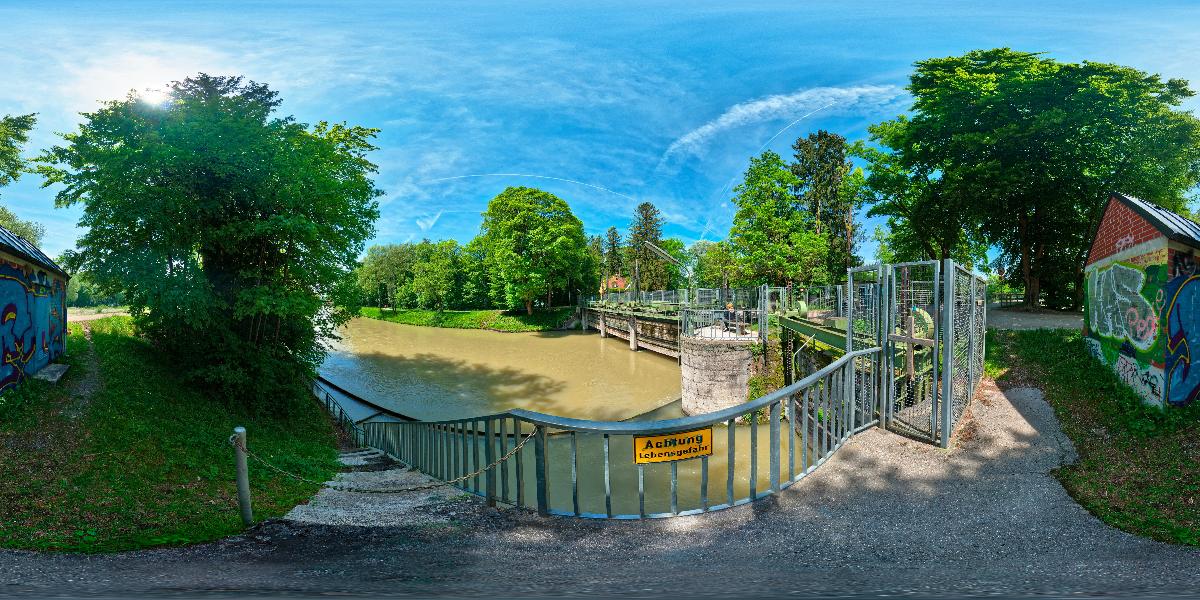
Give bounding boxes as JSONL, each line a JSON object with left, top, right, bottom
{"left": 321, "top": 317, "right": 683, "bottom": 421}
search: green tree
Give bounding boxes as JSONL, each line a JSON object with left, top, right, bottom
{"left": 412, "top": 240, "right": 461, "bottom": 310}
{"left": 357, "top": 243, "right": 419, "bottom": 307}
{"left": 0, "top": 205, "right": 45, "bottom": 246}
{"left": 0, "top": 113, "right": 44, "bottom": 245}
{"left": 40, "top": 74, "right": 381, "bottom": 407}
{"left": 658, "top": 237, "right": 690, "bottom": 289}
{"left": 792, "top": 130, "right": 861, "bottom": 278}
{"left": 1, "top": 113, "right": 35, "bottom": 190}
{"left": 729, "top": 150, "right": 828, "bottom": 286}
{"left": 478, "top": 186, "right": 589, "bottom": 314}
{"left": 891, "top": 48, "right": 1200, "bottom": 308}
{"left": 690, "top": 240, "right": 738, "bottom": 288}
{"left": 603, "top": 226, "right": 623, "bottom": 278}
{"left": 628, "top": 202, "right": 668, "bottom": 291}
{"left": 460, "top": 237, "right": 492, "bottom": 309}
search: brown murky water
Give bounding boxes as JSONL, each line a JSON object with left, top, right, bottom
{"left": 321, "top": 318, "right": 683, "bottom": 421}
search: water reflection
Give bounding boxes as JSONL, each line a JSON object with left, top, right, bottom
{"left": 322, "top": 318, "right": 682, "bottom": 421}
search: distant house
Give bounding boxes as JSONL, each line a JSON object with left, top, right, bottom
{"left": 0, "top": 224, "right": 68, "bottom": 393}
{"left": 1083, "top": 192, "right": 1200, "bottom": 408}
{"left": 602, "top": 275, "right": 628, "bottom": 293}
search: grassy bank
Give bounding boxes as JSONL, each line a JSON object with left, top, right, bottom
{"left": 0, "top": 316, "right": 339, "bottom": 552}
{"left": 360, "top": 306, "right": 574, "bottom": 332}
{"left": 986, "top": 329, "right": 1199, "bottom": 546}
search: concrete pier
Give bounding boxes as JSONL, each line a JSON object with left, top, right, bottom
{"left": 679, "top": 336, "right": 754, "bottom": 416}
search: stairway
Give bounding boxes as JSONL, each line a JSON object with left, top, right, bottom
{"left": 284, "top": 447, "right": 462, "bottom": 526}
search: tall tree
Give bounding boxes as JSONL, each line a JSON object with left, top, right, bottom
{"left": 603, "top": 226, "right": 623, "bottom": 279}
{"left": 729, "top": 150, "right": 828, "bottom": 286}
{"left": 478, "top": 186, "right": 589, "bottom": 314}
{"left": 40, "top": 74, "right": 381, "bottom": 407}
{"left": 412, "top": 240, "right": 461, "bottom": 310}
{"left": 0, "top": 113, "right": 44, "bottom": 245}
{"left": 892, "top": 48, "right": 1200, "bottom": 308}
{"left": 792, "top": 130, "right": 860, "bottom": 277}
{"left": 627, "top": 202, "right": 668, "bottom": 291}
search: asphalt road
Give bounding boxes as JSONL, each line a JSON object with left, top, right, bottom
{"left": 2, "top": 379, "right": 1197, "bottom": 599}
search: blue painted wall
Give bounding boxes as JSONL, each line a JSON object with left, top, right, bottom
{"left": 0, "top": 254, "right": 67, "bottom": 393}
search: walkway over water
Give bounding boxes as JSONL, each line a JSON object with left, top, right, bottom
{"left": 316, "top": 259, "right": 988, "bottom": 520}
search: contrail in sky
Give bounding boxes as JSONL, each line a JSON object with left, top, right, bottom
{"left": 698, "top": 101, "right": 836, "bottom": 241}
{"left": 420, "top": 173, "right": 639, "bottom": 203}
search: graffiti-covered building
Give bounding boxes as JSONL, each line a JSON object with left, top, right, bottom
{"left": 0, "top": 224, "right": 68, "bottom": 393}
{"left": 1084, "top": 192, "right": 1200, "bottom": 408}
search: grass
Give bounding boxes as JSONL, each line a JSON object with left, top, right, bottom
{"left": 986, "top": 328, "right": 1199, "bottom": 546}
{"left": 0, "top": 316, "right": 339, "bottom": 552}
{"left": 360, "top": 306, "right": 575, "bottom": 332}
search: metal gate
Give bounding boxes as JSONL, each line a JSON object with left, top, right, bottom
{"left": 876, "top": 259, "right": 987, "bottom": 447}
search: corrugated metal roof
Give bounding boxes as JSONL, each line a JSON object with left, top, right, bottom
{"left": 1113, "top": 192, "right": 1200, "bottom": 249}
{"left": 0, "top": 222, "right": 68, "bottom": 278}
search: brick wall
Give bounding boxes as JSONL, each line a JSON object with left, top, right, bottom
{"left": 1088, "top": 196, "right": 1164, "bottom": 267}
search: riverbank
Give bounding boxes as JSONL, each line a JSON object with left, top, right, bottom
{"left": 986, "top": 328, "right": 1199, "bottom": 545}
{"left": 0, "top": 316, "right": 339, "bottom": 552}
{"left": 359, "top": 306, "right": 574, "bottom": 332}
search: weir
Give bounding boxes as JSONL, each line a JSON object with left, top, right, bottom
{"left": 314, "top": 259, "right": 988, "bottom": 519}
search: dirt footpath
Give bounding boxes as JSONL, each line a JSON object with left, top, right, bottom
{"left": 1, "top": 377, "right": 1196, "bottom": 598}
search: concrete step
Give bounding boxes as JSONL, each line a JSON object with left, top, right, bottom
{"left": 284, "top": 467, "right": 461, "bottom": 526}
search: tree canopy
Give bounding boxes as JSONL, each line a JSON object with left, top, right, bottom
{"left": 0, "top": 113, "right": 45, "bottom": 245}
{"left": 479, "top": 186, "right": 590, "bottom": 314}
{"left": 863, "top": 48, "right": 1200, "bottom": 308}
{"left": 729, "top": 150, "right": 828, "bottom": 285}
{"left": 39, "top": 74, "right": 381, "bottom": 407}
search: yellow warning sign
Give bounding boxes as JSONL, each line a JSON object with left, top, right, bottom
{"left": 633, "top": 428, "right": 713, "bottom": 464}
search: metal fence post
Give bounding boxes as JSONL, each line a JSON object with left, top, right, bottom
{"left": 233, "top": 426, "right": 254, "bottom": 527}
{"left": 533, "top": 426, "right": 550, "bottom": 516}
{"left": 939, "top": 260, "right": 955, "bottom": 448}
{"left": 484, "top": 418, "right": 497, "bottom": 507}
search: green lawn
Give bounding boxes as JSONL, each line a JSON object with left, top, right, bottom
{"left": 360, "top": 306, "right": 575, "bottom": 332}
{"left": 986, "top": 329, "right": 1199, "bottom": 546}
{"left": 0, "top": 316, "right": 339, "bottom": 552}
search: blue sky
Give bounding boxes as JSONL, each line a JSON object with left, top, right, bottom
{"left": 3, "top": 0, "right": 1200, "bottom": 262}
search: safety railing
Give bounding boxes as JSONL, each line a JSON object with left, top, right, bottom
{"left": 991, "top": 291, "right": 1024, "bottom": 307}
{"left": 679, "top": 307, "right": 767, "bottom": 344}
{"left": 361, "top": 346, "right": 881, "bottom": 518}
{"left": 312, "top": 379, "right": 368, "bottom": 447}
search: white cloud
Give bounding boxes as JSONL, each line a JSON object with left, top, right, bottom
{"left": 660, "top": 85, "right": 907, "bottom": 164}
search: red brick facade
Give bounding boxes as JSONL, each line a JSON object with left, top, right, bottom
{"left": 1087, "top": 196, "right": 1165, "bottom": 267}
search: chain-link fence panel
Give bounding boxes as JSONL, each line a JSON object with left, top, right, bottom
{"left": 885, "top": 261, "right": 941, "bottom": 442}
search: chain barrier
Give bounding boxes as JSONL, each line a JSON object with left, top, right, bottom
{"left": 227, "top": 426, "right": 537, "bottom": 494}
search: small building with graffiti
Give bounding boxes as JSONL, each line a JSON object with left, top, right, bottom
{"left": 0, "top": 224, "right": 68, "bottom": 393}
{"left": 1084, "top": 192, "right": 1200, "bottom": 408}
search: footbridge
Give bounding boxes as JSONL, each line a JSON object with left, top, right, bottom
{"left": 308, "top": 259, "right": 987, "bottom": 520}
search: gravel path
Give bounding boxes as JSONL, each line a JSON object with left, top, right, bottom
{"left": 2, "top": 380, "right": 1197, "bottom": 598}
{"left": 66, "top": 310, "right": 129, "bottom": 322}
{"left": 987, "top": 304, "right": 1084, "bottom": 330}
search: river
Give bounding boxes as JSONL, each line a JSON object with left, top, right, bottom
{"left": 321, "top": 317, "right": 683, "bottom": 421}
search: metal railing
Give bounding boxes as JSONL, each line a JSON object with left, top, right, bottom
{"left": 312, "top": 380, "right": 368, "bottom": 446}
{"left": 360, "top": 346, "right": 881, "bottom": 518}
{"left": 991, "top": 291, "right": 1024, "bottom": 307}
{"left": 680, "top": 307, "right": 767, "bottom": 344}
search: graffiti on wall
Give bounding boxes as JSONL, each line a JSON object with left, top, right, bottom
{"left": 1114, "top": 342, "right": 1165, "bottom": 402}
{"left": 0, "top": 258, "right": 66, "bottom": 393}
{"left": 1089, "top": 263, "right": 1161, "bottom": 351}
{"left": 1164, "top": 272, "right": 1200, "bottom": 406}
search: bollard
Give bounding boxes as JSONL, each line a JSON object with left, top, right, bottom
{"left": 233, "top": 426, "right": 254, "bottom": 527}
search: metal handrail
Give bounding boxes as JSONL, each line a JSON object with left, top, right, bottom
{"left": 509, "top": 347, "right": 880, "bottom": 434}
